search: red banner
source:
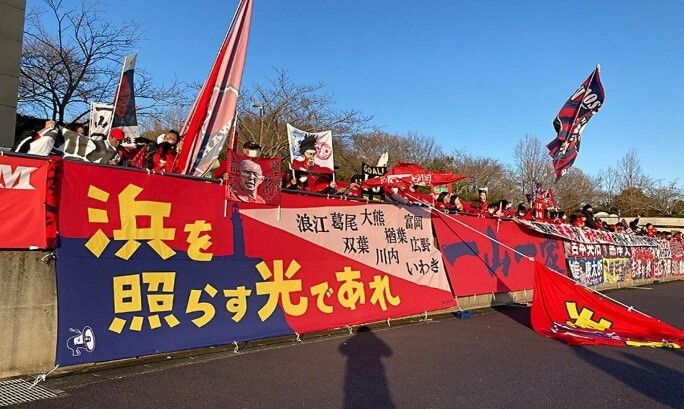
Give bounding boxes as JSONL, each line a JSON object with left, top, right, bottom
{"left": 0, "top": 154, "right": 50, "bottom": 249}
{"left": 225, "top": 152, "right": 281, "bottom": 205}
{"left": 55, "top": 161, "right": 456, "bottom": 365}
{"left": 433, "top": 213, "right": 566, "bottom": 296}
{"left": 531, "top": 261, "right": 684, "bottom": 348}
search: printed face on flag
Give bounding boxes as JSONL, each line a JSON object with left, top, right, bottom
{"left": 287, "top": 124, "right": 335, "bottom": 173}
{"left": 225, "top": 152, "right": 281, "bottom": 206}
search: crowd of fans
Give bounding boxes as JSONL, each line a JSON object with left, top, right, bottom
{"left": 12, "top": 122, "right": 681, "bottom": 240}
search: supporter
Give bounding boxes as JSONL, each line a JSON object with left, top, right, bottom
{"left": 515, "top": 203, "right": 533, "bottom": 220}
{"left": 487, "top": 202, "right": 500, "bottom": 218}
{"left": 448, "top": 194, "right": 464, "bottom": 212}
{"left": 569, "top": 213, "right": 586, "bottom": 228}
{"left": 581, "top": 204, "right": 599, "bottom": 229}
{"left": 128, "top": 130, "right": 180, "bottom": 172}
{"left": 76, "top": 125, "right": 87, "bottom": 136}
{"left": 645, "top": 223, "right": 658, "bottom": 238}
{"left": 497, "top": 199, "right": 515, "bottom": 217}
{"left": 282, "top": 173, "right": 299, "bottom": 191}
{"left": 242, "top": 141, "right": 262, "bottom": 158}
{"left": 473, "top": 187, "right": 488, "bottom": 212}
{"left": 342, "top": 174, "right": 364, "bottom": 198}
{"left": 434, "top": 192, "right": 451, "bottom": 211}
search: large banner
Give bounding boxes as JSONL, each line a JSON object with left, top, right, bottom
{"left": 433, "top": 213, "right": 566, "bottom": 296}
{"left": 55, "top": 161, "right": 455, "bottom": 366}
{"left": 0, "top": 154, "right": 50, "bottom": 249}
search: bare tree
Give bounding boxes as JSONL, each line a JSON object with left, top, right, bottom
{"left": 236, "top": 69, "right": 372, "bottom": 162}
{"left": 344, "top": 129, "right": 451, "bottom": 174}
{"left": 512, "top": 134, "right": 554, "bottom": 196}
{"left": 19, "top": 0, "right": 189, "bottom": 124}
{"left": 450, "top": 149, "right": 517, "bottom": 202}
{"left": 554, "top": 168, "right": 599, "bottom": 213}
{"left": 616, "top": 148, "right": 650, "bottom": 190}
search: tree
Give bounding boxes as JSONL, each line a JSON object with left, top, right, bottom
{"left": 344, "top": 129, "right": 452, "bottom": 176}
{"left": 554, "top": 168, "right": 599, "bottom": 214}
{"left": 616, "top": 148, "right": 650, "bottom": 191}
{"left": 19, "top": 0, "right": 188, "bottom": 124}
{"left": 512, "top": 134, "right": 554, "bottom": 197}
{"left": 236, "top": 69, "right": 372, "bottom": 166}
{"left": 450, "top": 149, "right": 517, "bottom": 202}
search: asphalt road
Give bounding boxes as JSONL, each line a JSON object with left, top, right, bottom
{"left": 12, "top": 281, "right": 684, "bottom": 409}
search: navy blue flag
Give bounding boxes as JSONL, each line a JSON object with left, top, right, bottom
{"left": 547, "top": 66, "right": 605, "bottom": 181}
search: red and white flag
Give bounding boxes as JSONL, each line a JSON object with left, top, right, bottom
{"left": 531, "top": 261, "right": 684, "bottom": 348}
{"left": 287, "top": 123, "right": 335, "bottom": 174}
{"left": 175, "top": 0, "right": 253, "bottom": 176}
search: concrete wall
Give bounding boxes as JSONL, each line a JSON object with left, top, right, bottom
{"left": 0, "top": 247, "right": 680, "bottom": 380}
{"left": 0, "top": 251, "right": 57, "bottom": 379}
{"left": 0, "top": 0, "right": 26, "bottom": 149}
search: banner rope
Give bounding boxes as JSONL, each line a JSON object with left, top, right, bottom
{"left": 345, "top": 325, "right": 353, "bottom": 335}
{"left": 403, "top": 193, "right": 650, "bottom": 318}
{"left": 294, "top": 332, "right": 302, "bottom": 342}
{"left": 29, "top": 365, "right": 59, "bottom": 389}
{"left": 233, "top": 341, "right": 239, "bottom": 353}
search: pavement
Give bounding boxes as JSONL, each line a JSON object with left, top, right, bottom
{"left": 10, "top": 280, "right": 684, "bottom": 409}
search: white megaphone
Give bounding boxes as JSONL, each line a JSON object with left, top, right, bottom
{"left": 67, "top": 326, "right": 96, "bottom": 356}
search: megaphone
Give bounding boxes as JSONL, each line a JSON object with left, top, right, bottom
{"left": 67, "top": 326, "right": 96, "bottom": 356}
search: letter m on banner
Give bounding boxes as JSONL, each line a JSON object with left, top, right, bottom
{"left": 0, "top": 154, "right": 50, "bottom": 248}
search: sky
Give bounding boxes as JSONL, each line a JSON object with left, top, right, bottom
{"left": 54, "top": 0, "right": 684, "bottom": 186}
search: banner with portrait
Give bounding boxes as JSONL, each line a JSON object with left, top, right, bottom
{"left": 225, "top": 152, "right": 281, "bottom": 205}
{"left": 111, "top": 53, "right": 140, "bottom": 140}
{"left": 287, "top": 123, "right": 335, "bottom": 173}
{"left": 55, "top": 161, "right": 455, "bottom": 366}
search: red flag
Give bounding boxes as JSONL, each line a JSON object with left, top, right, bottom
{"left": 175, "top": 0, "right": 253, "bottom": 176}
{"left": 362, "top": 162, "right": 467, "bottom": 189}
{"left": 224, "top": 152, "right": 281, "bottom": 206}
{"left": 531, "top": 261, "right": 684, "bottom": 348}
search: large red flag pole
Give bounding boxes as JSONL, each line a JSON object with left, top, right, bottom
{"left": 174, "top": 0, "right": 253, "bottom": 176}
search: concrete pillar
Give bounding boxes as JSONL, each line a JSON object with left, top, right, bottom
{"left": 0, "top": 0, "right": 26, "bottom": 149}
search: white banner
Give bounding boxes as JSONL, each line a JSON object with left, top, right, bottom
{"left": 89, "top": 102, "right": 114, "bottom": 141}
{"left": 287, "top": 123, "right": 335, "bottom": 174}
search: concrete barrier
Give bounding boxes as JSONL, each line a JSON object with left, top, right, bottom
{"left": 0, "top": 248, "right": 680, "bottom": 380}
{"left": 0, "top": 250, "right": 56, "bottom": 379}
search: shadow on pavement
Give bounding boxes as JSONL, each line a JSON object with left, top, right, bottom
{"left": 493, "top": 305, "right": 532, "bottom": 329}
{"left": 574, "top": 347, "right": 684, "bottom": 407}
{"left": 339, "top": 326, "right": 396, "bottom": 409}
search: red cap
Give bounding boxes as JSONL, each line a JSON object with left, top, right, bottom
{"left": 110, "top": 128, "right": 125, "bottom": 141}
